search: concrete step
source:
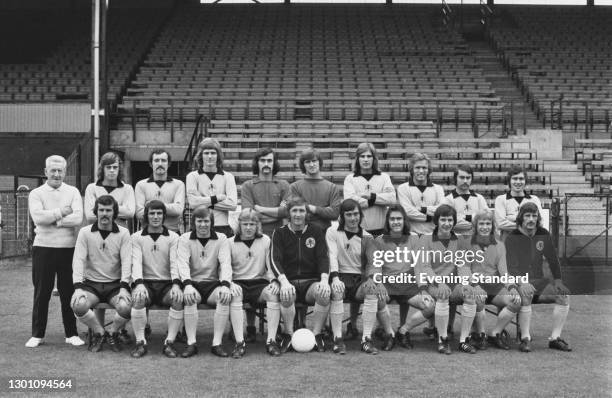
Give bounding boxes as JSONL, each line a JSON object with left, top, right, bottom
{"left": 549, "top": 175, "right": 590, "bottom": 184}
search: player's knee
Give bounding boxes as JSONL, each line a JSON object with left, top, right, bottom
{"left": 115, "top": 302, "right": 132, "bottom": 319}
{"left": 463, "top": 296, "right": 475, "bottom": 305}
{"left": 132, "top": 297, "right": 147, "bottom": 310}
{"left": 521, "top": 295, "right": 533, "bottom": 305}
{"left": 72, "top": 300, "right": 90, "bottom": 317}
{"left": 232, "top": 284, "right": 243, "bottom": 297}
{"left": 315, "top": 294, "right": 330, "bottom": 307}
{"left": 261, "top": 289, "right": 279, "bottom": 303}
{"left": 230, "top": 295, "right": 242, "bottom": 305}
{"left": 281, "top": 297, "right": 295, "bottom": 308}
{"left": 363, "top": 283, "right": 377, "bottom": 296}
{"left": 170, "top": 301, "right": 183, "bottom": 311}
{"left": 556, "top": 295, "right": 569, "bottom": 306}
{"left": 330, "top": 290, "right": 344, "bottom": 302}
{"left": 476, "top": 302, "right": 485, "bottom": 312}
{"left": 377, "top": 298, "right": 387, "bottom": 311}
{"left": 421, "top": 299, "right": 435, "bottom": 318}
{"left": 506, "top": 301, "right": 521, "bottom": 313}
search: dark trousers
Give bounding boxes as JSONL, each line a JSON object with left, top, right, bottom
{"left": 31, "top": 246, "right": 78, "bottom": 338}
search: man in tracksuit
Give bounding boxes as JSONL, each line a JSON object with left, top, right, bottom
{"left": 270, "top": 195, "right": 331, "bottom": 353}
{"left": 505, "top": 202, "right": 572, "bottom": 353}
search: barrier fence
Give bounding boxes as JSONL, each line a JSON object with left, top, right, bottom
{"left": 563, "top": 193, "right": 612, "bottom": 266}
{"left": 0, "top": 189, "right": 33, "bottom": 258}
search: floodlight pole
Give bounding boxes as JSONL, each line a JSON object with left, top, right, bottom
{"left": 91, "top": 0, "right": 108, "bottom": 176}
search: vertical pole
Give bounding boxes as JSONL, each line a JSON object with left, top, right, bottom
{"left": 563, "top": 195, "right": 568, "bottom": 261}
{"left": 523, "top": 100, "right": 527, "bottom": 135}
{"left": 606, "top": 195, "right": 609, "bottom": 265}
{"left": 99, "top": 0, "right": 108, "bottom": 155}
{"left": 92, "top": 0, "right": 101, "bottom": 176}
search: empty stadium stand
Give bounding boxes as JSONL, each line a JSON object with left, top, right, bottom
{"left": 0, "top": 8, "right": 167, "bottom": 103}
{"left": 488, "top": 6, "right": 612, "bottom": 134}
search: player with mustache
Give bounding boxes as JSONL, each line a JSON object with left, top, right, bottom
{"left": 135, "top": 149, "right": 185, "bottom": 234}
{"left": 504, "top": 202, "right": 572, "bottom": 353}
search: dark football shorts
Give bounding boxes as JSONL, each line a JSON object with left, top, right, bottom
{"left": 290, "top": 278, "right": 318, "bottom": 304}
{"left": 143, "top": 280, "right": 173, "bottom": 306}
{"left": 530, "top": 278, "right": 564, "bottom": 304}
{"left": 193, "top": 280, "right": 222, "bottom": 303}
{"left": 480, "top": 283, "right": 505, "bottom": 304}
{"left": 82, "top": 280, "right": 121, "bottom": 304}
{"left": 338, "top": 273, "right": 363, "bottom": 302}
{"left": 234, "top": 279, "right": 269, "bottom": 305}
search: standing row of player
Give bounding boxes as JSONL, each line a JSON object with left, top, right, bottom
{"left": 26, "top": 140, "right": 571, "bottom": 357}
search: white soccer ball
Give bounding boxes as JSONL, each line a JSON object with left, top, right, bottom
{"left": 291, "top": 328, "right": 316, "bottom": 353}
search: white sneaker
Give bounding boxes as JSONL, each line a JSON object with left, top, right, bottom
{"left": 25, "top": 337, "right": 43, "bottom": 348}
{"left": 65, "top": 336, "right": 85, "bottom": 346}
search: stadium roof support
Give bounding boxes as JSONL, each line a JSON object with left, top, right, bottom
{"left": 91, "top": 0, "right": 108, "bottom": 175}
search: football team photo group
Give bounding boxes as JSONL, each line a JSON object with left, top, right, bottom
{"left": 2, "top": 0, "right": 612, "bottom": 396}
{"left": 26, "top": 142, "right": 573, "bottom": 362}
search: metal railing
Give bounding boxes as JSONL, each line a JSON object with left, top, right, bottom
{"left": 563, "top": 193, "right": 611, "bottom": 266}
{"left": 0, "top": 189, "right": 33, "bottom": 258}
{"left": 184, "top": 114, "right": 210, "bottom": 170}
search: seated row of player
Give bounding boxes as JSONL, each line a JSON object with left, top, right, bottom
{"left": 68, "top": 192, "right": 571, "bottom": 359}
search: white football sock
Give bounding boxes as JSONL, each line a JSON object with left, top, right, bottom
{"left": 362, "top": 295, "right": 378, "bottom": 342}
{"left": 550, "top": 304, "right": 569, "bottom": 340}
{"left": 435, "top": 300, "right": 450, "bottom": 341}
{"left": 131, "top": 307, "right": 148, "bottom": 343}
{"left": 330, "top": 299, "right": 344, "bottom": 339}
{"left": 213, "top": 304, "right": 230, "bottom": 346}
{"left": 519, "top": 306, "right": 532, "bottom": 340}
{"left": 230, "top": 299, "right": 244, "bottom": 343}
{"left": 266, "top": 301, "right": 281, "bottom": 342}
{"left": 183, "top": 304, "right": 199, "bottom": 345}
{"left": 166, "top": 308, "right": 183, "bottom": 343}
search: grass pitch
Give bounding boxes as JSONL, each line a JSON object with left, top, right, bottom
{"left": 1, "top": 257, "right": 611, "bottom": 397}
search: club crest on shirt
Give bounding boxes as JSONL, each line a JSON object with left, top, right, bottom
{"left": 536, "top": 241, "right": 544, "bottom": 251}
{"left": 305, "top": 237, "right": 316, "bottom": 248}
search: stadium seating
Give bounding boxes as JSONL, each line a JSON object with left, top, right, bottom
{"left": 117, "top": 4, "right": 502, "bottom": 127}
{"left": 0, "top": 8, "right": 166, "bottom": 103}
{"left": 488, "top": 6, "right": 612, "bottom": 131}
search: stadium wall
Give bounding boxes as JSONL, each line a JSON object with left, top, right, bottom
{"left": 0, "top": 104, "right": 90, "bottom": 133}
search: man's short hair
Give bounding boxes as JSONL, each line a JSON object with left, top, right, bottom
{"left": 149, "top": 149, "right": 171, "bottom": 165}
{"left": 433, "top": 204, "right": 457, "bottom": 226}
{"left": 453, "top": 164, "right": 474, "bottom": 185}
{"left": 191, "top": 205, "right": 214, "bottom": 230}
{"left": 97, "top": 151, "right": 123, "bottom": 183}
{"left": 195, "top": 137, "right": 224, "bottom": 171}
{"left": 94, "top": 195, "right": 118, "bottom": 220}
{"left": 353, "top": 142, "right": 380, "bottom": 175}
{"left": 516, "top": 202, "right": 542, "bottom": 228}
{"left": 252, "top": 148, "right": 280, "bottom": 176}
{"left": 338, "top": 199, "right": 363, "bottom": 230}
{"left": 383, "top": 204, "right": 411, "bottom": 235}
{"left": 285, "top": 195, "right": 307, "bottom": 213}
{"left": 506, "top": 165, "right": 527, "bottom": 188}
{"left": 236, "top": 208, "right": 264, "bottom": 238}
{"left": 408, "top": 153, "right": 432, "bottom": 178}
{"left": 45, "top": 155, "right": 67, "bottom": 169}
{"left": 144, "top": 200, "right": 167, "bottom": 226}
{"left": 298, "top": 148, "right": 323, "bottom": 174}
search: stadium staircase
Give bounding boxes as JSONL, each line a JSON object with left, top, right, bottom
{"left": 465, "top": 41, "right": 540, "bottom": 134}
